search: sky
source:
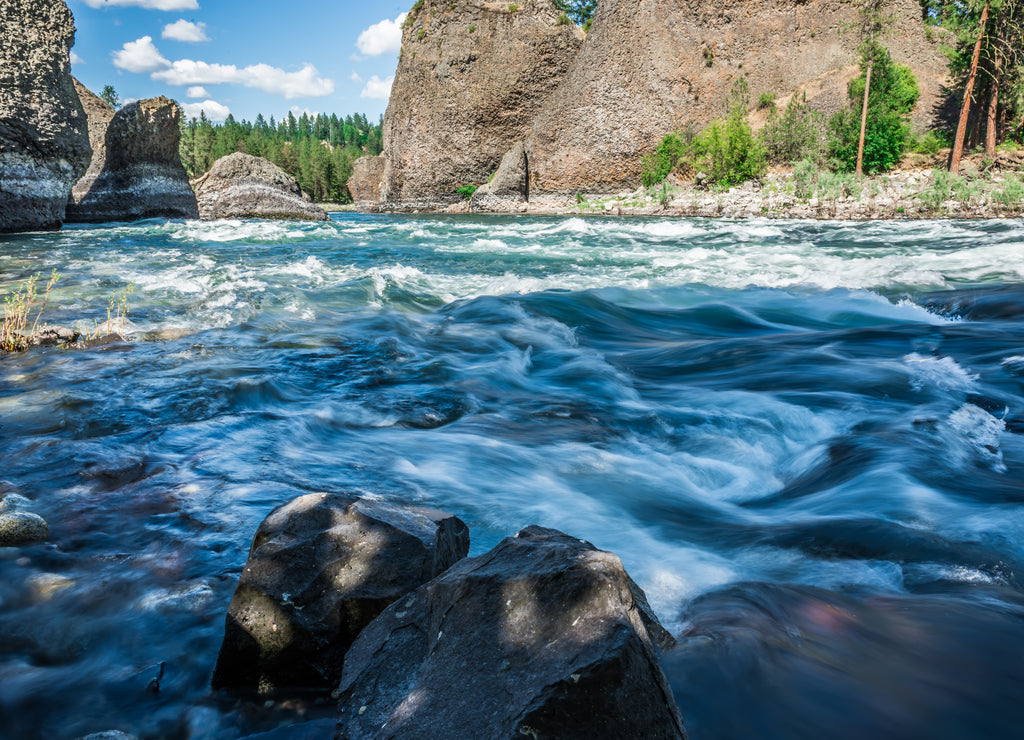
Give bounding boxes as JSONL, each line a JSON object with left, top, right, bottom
{"left": 67, "top": 0, "right": 413, "bottom": 123}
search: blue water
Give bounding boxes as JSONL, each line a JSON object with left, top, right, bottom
{"left": 2, "top": 214, "right": 1024, "bottom": 739}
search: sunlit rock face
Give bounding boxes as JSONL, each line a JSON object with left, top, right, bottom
{"left": 194, "top": 152, "right": 327, "bottom": 221}
{"left": 66, "top": 95, "right": 198, "bottom": 223}
{"left": 336, "top": 525, "right": 685, "bottom": 740}
{"left": 0, "top": 0, "right": 90, "bottom": 233}
{"left": 212, "top": 493, "right": 470, "bottom": 693}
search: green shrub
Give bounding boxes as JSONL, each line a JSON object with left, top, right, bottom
{"left": 456, "top": 184, "right": 477, "bottom": 199}
{"left": 507, "top": 3, "right": 519, "bottom": 12}
{"left": 757, "top": 92, "right": 776, "bottom": 111}
{"left": 816, "top": 170, "right": 861, "bottom": 201}
{"left": 910, "top": 130, "right": 946, "bottom": 156}
{"left": 689, "top": 79, "right": 767, "bottom": 187}
{"left": 994, "top": 174, "right": 1024, "bottom": 210}
{"left": 417, "top": 28, "right": 426, "bottom": 40}
{"left": 918, "top": 168, "right": 960, "bottom": 210}
{"left": 641, "top": 133, "right": 687, "bottom": 187}
{"left": 557, "top": 13, "right": 571, "bottom": 25}
{"left": 829, "top": 44, "right": 918, "bottom": 174}
{"left": 760, "top": 93, "right": 826, "bottom": 165}
{"left": 793, "top": 158, "right": 818, "bottom": 200}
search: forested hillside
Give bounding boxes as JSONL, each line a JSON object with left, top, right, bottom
{"left": 179, "top": 111, "right": 383, "bottom": 204}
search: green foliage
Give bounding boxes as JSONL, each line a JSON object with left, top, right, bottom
{"left": 829, "top": 44, "right": 919, "bottom": 174}
{"left": 689, "top": 79, "right": 768, "bottom": 186}
{"left": 910, "top": 129, "right": 948, "bottom": 155}
{"left": 640, "top": 133, "right": 687, "bottom": 187}
{"left": 994, "top": 174, "right": 1024, "bottom": 209}
{"left": 507, "top": 3, "right": 519, "bottom": 12}
{"left": 456, "top": 184, "right": 478, "bottom": 199}
{"left": 553, "top": 0, "right": 596, "bottom": 28}
{"left": 793, "top": 158, "right": 818, "bottom": 199}
{"left": 757, "top": 92, "right": 776, "bottom": 111}
{"left": 417, "top": 28, "right": 426, "bottom": 40}
{"left": 99, "top": 85, "right": 120, "bottom": 109}
{"left": 760, "top": 93, "right": 827, "bottom": 164}
{"left": 557, "top": 13, "right": 571, "bottom": 25}
{"left": 918, "top": 168, "right": 961, "bottom": 210}
{"left": 180, "top": 110, "right": 383, "bottom": 204}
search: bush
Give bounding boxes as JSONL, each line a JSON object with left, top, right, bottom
{"left": 456, "top": 184, "right": 478, "bottom": 199}
{"left": 689, "top": 79, "right": 767, "bottom": 187}
{"left": 910, "top": 130, "right": 947, "bottom": 155}
{"left": 757, "top": 92, "right": 776, "bottom": 111}
{"left": 829, "top": 44, "right": 918, "bottom": 174}
{"left": 760, "top": 93, "right": 827, "bottom": 165}
{"left": 994, "top": 174, "right": 1024, "bottom": 210}
{"left": 641, "top": 133, "right": 687, "bottom": 187}
{"left": 918, "top": 168, "right": 961, "bottom": 210}
{"left": 793, "top": 158, "right": 818, "bottom": 199}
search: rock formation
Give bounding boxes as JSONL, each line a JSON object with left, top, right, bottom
{"left": 469, "top": 140, "right": 528, "bottom": 213}
{"left": 65, "top": 95, "right": 198, "bottom": 222}
{"left": 193, "top": 152, "right": 328, "bottom": 221}
{"left": 212, "top": 493, "right": 469, "bottom": 692}
{"left": 524, "top": 0, "right": 949, "bottom": 199}
{"left": 347, "top": 155, "right": 384, "bottom": 212}
{"left": 0, "top": 0, "right": 91, "bottom": 233}
{"left": 380, "top": 0, "right": 583, "bottom": 210}
{"left": 336, "top": 525, "right": 684, "bottom": 739}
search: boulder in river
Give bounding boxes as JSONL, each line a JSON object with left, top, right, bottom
{"left": 0, "top": 0, "right": 91, "bottom": 233}
{"left": 193, "top": 152, "right": 328, "bottom": 221}
{"left": 0, "top": 511, "right": 49, "bottom": 546}
{"left": 335, "top": 525, "right": 685, "bottom": 739}
{"left": 65, "top": 94, "right": 198, "bottom": 222}
{"left": 212, "top": 493, "right": 469, "bottom": 693}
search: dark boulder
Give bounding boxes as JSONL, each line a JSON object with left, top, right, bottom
{"left": 212, "top": 493, "right": 469, "bottom": 693}
{"left": 0, "top": 0, "right": 91, "bottom": 233}
{"left": 194, "top": 152, "right": 328, "bottom": 221}
{"left": 65, "top": 95, "right": 198, "bottom": 222}
{"left": 336, "top": 525, "right": 685, "bottom": 740}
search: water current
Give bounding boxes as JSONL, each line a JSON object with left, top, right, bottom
{"left": 1, "top": 214, "right": 1024, "bottom": 739}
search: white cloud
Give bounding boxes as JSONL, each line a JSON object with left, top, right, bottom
{"left": 181, "top": 99, "right": 230, "bottom": 122}
{"left": 70, "top": 51, "right": 84, "bottom": 65}
{"left": 360, "top": 74, "right": 394, "bottom": 100}
{"left": 112, "top": 36, "right": 171, "bottom": 74}
{"left": 153, "top": 60, "right": 334, "bottom": 99}
{"left": 83, "top": 0, "right": 198, "bottom": 9}
{"left": 186, "top": 85, "right": 209, "bottom": 98}
{"left": 162, "top": 20, "right": 209, "bottom": 43}
{"left": 356, "top": 13, "right": 407, "bottom": 57}
{"left": 350, "top": 71, "right": 363, "bottom": 83}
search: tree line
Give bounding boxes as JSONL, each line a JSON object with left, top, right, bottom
{"left": 178, "top": 111, "right": 384, "bottom": 204}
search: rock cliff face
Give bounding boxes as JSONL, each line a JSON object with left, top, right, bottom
{"left": 66, "top": 95, "right": 198, "bottom": 222}
{"left": 525, "top": 0, "right": 949, "bottom": 198}
{"left": 346, "top": 155, "right": 384, "bottom": 211}
{"left": 0, "top": 0, "right": 90, "bottom": 233}
{"left": 194, "top": 152, "right": 328, "bottom": 221}
{"left": 380, "top": 0, "right": 583, "bottom": 210}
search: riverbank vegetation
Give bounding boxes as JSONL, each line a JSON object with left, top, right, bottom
{"left": 178, "top": 110, "right": 383, "bottom": 204}
{"left": 641, "top": 0, "right": 1024, "bottom": 190}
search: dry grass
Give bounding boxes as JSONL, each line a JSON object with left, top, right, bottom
{"left": 1, "top": 270, "right": 60, "bottom": 352}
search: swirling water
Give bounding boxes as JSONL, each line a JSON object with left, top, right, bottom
{"left": 1, "top": 214, "right": 1024, "bottom": 739}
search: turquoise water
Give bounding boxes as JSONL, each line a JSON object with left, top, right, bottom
{"left": 1, "top": 214, "right": 1024, "bottom": 738}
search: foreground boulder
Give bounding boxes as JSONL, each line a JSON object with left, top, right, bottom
{"left": 380, "top": 0, "right": 582, "bottom": 210}
{"left": 65, "top": 95, "right": 198, "bottom": 222}
{"left": 0, "top": 0, "right": 91, "bottom": 233}
{"left": 212, "top": 493, "right": 469, "bottom": 693}
{"left": 336, "top": 525, "right": 684, "bottom": 739}
{"left": 0, "top": 511, "right": 49, "bottom": 546}
{"left": 194, "top": 152, "right": 328, "bottom": 221}
{"left": 347, "top": 155, "right": 384, "bottom": 212}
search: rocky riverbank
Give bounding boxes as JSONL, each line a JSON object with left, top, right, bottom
{"left": 443, "top": 150, "right": 1024, "bottom": 220}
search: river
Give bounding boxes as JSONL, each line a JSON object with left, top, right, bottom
{"left": 1, "top": 214, "right": 1023, "bottom": 739}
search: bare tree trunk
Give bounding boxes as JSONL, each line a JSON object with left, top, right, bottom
{"left": 986, "top": 29, "right": 1003, "bottom": 158}
{"left": 856, "top": 57, "right": 873, "bottom": 178}
{"left": 950, "top": 0, "right": 991, "bottom": 174}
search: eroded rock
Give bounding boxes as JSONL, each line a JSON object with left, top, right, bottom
{"left": 194, "top": 152, "right": 328, "bottom": 221}
{"left": 65, "top": 95, "right": 198, "bottom": 222}
{"left": 347, "top": 155, "right": 384, "bottom": 212}
{"left": 0, "top": 0, "right": 91, "bottom": 232}
{"left": 212, "top": 493, "right": 469, "bottom": 693}
{"left": 470, "top": 140, "right": 528, "bottom": 213}
{"left": 336, "top": 525, "right": 684, "bottom": 739}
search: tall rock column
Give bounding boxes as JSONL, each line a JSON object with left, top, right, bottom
{"left": 0, "top": 0, "right": 90, "bottom": 233}
{"left": 380, "top": 0, "right": 582, "bottom": 210}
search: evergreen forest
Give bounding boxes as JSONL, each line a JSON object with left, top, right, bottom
{"left": 178, "top": 110, "right": 384, "bottom": 204}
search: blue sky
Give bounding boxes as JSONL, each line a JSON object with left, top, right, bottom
{"left": 67, "top": 0, "right": 412, "bottom": 123}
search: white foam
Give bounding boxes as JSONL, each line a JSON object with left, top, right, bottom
{"left": 904, "top": 353, "right": 979, "bottom": 393}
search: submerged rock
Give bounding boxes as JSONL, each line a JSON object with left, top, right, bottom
{"left": 0, "top": 511, "right": 49, "bottom": 546}
{"left": 65, "top": 95, "right": 198, "bottom": 222}
{"left": 212, "top": 493, "right": 469, "bottom": 693}
{"left": 194, "top": 152, "right": 328, "bottom": 221}
{"left": 347, "top": 155, "right": 384, "bottom": 212}
{"left": 336, "top": 525, "right": 684, "bottom": 740}
{"left": 0, "top": 0, "right": 91, "bottom": 233}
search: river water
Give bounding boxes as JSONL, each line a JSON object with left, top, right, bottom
{"left": 1, "top": 214, "right": 1023, "bottom": 739}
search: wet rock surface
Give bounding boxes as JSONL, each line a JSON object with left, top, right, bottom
{"left": 194, "top": 152, "right": 328, "bottom": 221}
{"left": 335, "top": 525, "right": 684, "bottom": 740}
{"left": 212, "top": 493, "right": 469, "bottom": 693}
{"left": 0, "top": 0, "right": 91, "bottom": 233}
{"left": 65, "top": 95, "right": 198, "bottom": 223}
{"left": 0, "top": 511, "right": 49, "bottom": 546}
